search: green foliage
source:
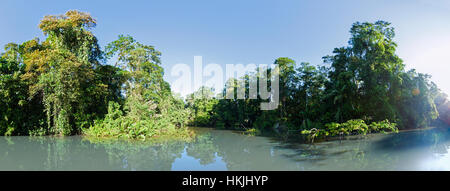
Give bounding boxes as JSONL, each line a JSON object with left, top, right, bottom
{"left": 84, "top": 34, "right": 192, "bottom": 140}
{"left": 84, "top": 102, "right": 193, "bottom": 141}
{"left": 0, "top": 56, "right": 25, "bottom": 135}
{"left": 0, "top": 10, "right": 192, "bottom": 139}
{"left": 321, "top": 21, "right": 439, "bottom": 128}
{"left": 186, "top": 86, "right": 219, "bottom": 127}
{"left": 301, "top": 119, "right": 398, "bottom": 143}
{"left": 0, "top": 12, "right": 447, "bottom": 143}
{"left": 20, "top": 10, "right": 105, "bottom": 135}
{"left": 244, "top": 128, "right": 261, "bottom": 136}
{"left": 0, "top": 44, "right": 46, "bottom": 135}
{"left": 186, "top": 20, "right": 446, "bottom": 143}
{"left": 369, "top": 120, "right": 399, "bottom": 134}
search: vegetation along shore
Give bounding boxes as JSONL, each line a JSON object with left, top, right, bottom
{"left": 0, "top": 10, "right": 448, "bottom": 143}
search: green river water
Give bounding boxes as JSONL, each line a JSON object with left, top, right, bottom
{"left": 0, "top": 127, "right": 449, "bottom": 170}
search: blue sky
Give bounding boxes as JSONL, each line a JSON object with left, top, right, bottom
{"left": 1, "top": 0, "right": 449, "bottom": 96}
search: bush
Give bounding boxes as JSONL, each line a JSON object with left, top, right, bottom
{"left": 301, "top": 119, "right": 398, "bottom": 143}
{"left": 83, "top": 102, "right": 194, "bottom": 141}
{"left": 369, "top": 120, "right": 399, "bottom": 133}
{"left": 244, "top": 128, "right": 261, "bottom": 136}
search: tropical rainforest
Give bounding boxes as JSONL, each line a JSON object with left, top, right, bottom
{"left": 1, "top": 10, "right": 449, "bottom": 142}
{"left": 0, "top": 10, "right": 190, "bottom": 139}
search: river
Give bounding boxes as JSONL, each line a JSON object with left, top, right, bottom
{"left": 0, "top": 127, "right": 449, "bottom": 170}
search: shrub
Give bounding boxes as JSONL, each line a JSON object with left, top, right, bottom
{"left": 301, "top": 119, "right": 398, "bottom": 143}
{"left": 83, "top": 102, "right": 194, "bottom": 141}
{"left": 244, "top": 128, "right": 261, "bottom": 136}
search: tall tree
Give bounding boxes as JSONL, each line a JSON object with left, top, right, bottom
{"left": 21, "top": 10, "right": 104, "bottom": 135}
{"left": 105, "top": 35, "right": 165, "bottom": 120}
{"left": 323, "top": 21, "right": 439, "bottom": 128}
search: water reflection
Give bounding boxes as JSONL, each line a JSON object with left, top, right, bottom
{"left": 0, "top": 127, "right": 449, "bottom": 170}
{"left": 372, "top": 128, "right": 450, "bottom": 152}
